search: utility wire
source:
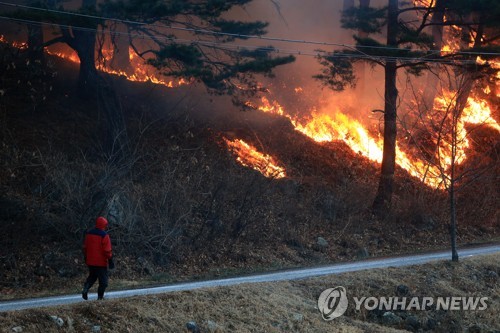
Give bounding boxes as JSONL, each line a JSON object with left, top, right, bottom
{"left": 0, "top": 15, "right": 481, "bottom": 66}
{"left": 0, "top": 0, "right": 499, "bottom": 57}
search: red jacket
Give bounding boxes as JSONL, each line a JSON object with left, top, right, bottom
{"left": 83, "top": 217, "right": 112, "bottom": 267}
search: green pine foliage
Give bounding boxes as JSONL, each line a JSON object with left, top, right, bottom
{"left": 340, "top": 6, "right": 387, "bottom": 34}
{"left": 314, "top": 56, "right": 356, "bottom": 91}
{"left": 105, "top": 0, "right": 295, "bottom": 99}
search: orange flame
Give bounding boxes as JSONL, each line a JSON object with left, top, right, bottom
{"left": 440, "top": 25, "right": 463, "bottom": 55}
{"left": 0, "top": 35, "right": 188, "bottom": 88}
{"left": 433, "top": 89, "right": 500, "bottom": 168}
{"left": 257, "top": 96, "right": 491, "bottom": 188}
{"left": 45, "top": 48, "right": 80, "bottom": 63}
{"left": 45, "top": 45, "right": 188, "bottom": 87}
{"left": 224, "top": 138, "right": 286, "bottom": 179}
{"left": 461, "top": 97, "right": 500, "bottom": 132}
{"left": 0, "top": 35, "right": 28, "bottom": 49}
{"left": 96, "top": 47, "right": 189, "bottom": 87}
{"left": 257, "top": 86, "right": 499, "bottom": 188}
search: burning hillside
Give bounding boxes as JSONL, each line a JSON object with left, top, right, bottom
{"left": 241, "top": 88, "right": 499, "bottom": 189}
{"left": 0, "top": 28, "right": 498, "bottom": 190}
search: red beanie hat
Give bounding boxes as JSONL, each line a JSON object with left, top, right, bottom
{"left": 96, "top": 216, "right": 108, "bottom": 230}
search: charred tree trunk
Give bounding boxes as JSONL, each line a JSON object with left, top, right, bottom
{"left": 73, "top": 30, "right": 99, "bottom": 97}
{"left": 445, "top": 78, "right": 470, "bottom": 262}
{"left": 61, "top": 0, "right": 99, "bottom": 97}
{"left": 447, "top": 82, "right": 464, "bottom": 262}
{"left": 372, "top": 0, "right": 398, "bottom": 217}
{"left": 373, "top": 62, "right": 398, "bottom": 217}
{"left": 59, "top": 0, "right": 130, "bottom": 161}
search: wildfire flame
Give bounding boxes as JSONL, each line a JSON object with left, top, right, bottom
{"left": 255, "top": 90, "right": 498, "bottom": 188}
{"left": 223, "top": 138, "right": 286, "bottom": 179}
{"left": 2, "top": 35, "right": 497, "bottom": 187}
{"left": 0, "top": 35, "right": 28, "bottom": 50}
{"left": 0, "top": 35, "right": 187, "bottom": 88}
{"left": 46, "top": 45, "right": 188, "bottom": 87}
{"left": 440, "top": 25, "right": 463, "bottom": 55}
{"left": 44, "top": 48, "right": 80, "bottom": 63}
{"left": 432, "top": 89, "right": 500, "bottom": 167}
{"left": 256, "top": 97, "right": 444, "bottom": 187}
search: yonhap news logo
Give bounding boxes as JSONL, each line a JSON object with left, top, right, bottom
{"left": 317, "top": 286, "right": 349, "bottom": 320}
{"left": 318, "top": 286, "right": 488, "bottom": 320}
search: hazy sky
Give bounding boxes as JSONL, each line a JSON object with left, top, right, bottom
{"left": 230, "top": 0, "right": 349, "bottom": 48}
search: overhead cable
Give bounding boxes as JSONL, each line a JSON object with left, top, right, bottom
{"left": 0, "top": 1, "right": 499, "bottom": 57}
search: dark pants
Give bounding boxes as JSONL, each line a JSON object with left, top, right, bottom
{"left": 83, "top": 266, "right": 108, "bottom": 299}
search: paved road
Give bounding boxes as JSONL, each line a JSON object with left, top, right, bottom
{"left": 1, "top": 244, "right": 499, "bottom": 312}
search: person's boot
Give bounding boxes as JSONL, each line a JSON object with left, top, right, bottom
{"left": 82, "top": 283, "right": 90, "bottom": 300}
{"left": 97, "top": 286, "right": 105, "bottom": 300}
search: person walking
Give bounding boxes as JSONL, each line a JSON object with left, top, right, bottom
{"left": 82, "top": 216, "right": 114, "bottom": 300}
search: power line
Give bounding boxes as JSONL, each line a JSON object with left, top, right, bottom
{"left": 0, "top": 15, "right": 482, "bottom": 66}
{"left": 0, "top": 1, "right": 499, "bottom": 57}
{"left": 0, "top": 16, "right": 479, "bottom": 66}
{"left": 0, "top": 1, "right": 370, "bottom": 49}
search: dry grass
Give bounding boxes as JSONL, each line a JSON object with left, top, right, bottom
{"left": 1, "top": 253, "right": 499, "bottom": 333}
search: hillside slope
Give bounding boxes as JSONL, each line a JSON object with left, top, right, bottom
{"left": 0, "top": 41, "right": 498, "bottom": 300}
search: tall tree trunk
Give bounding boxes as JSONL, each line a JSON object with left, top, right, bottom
{"left": 61, "top": 0, "right": 99, "bottom": 96}
{"left": 372, "top": 0, "right": 398, "bottom": 217}
{"left": 422, "top": 0, "right": 446, "bottom": 110}
{"left": 98, "top": 77, "right": 130, "bottom": 164}
{"left": 61, "top": 0, "right": 130, "bottom": 160}
{"left": 73, "top": 30, "right": 99, "bottom": 96}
